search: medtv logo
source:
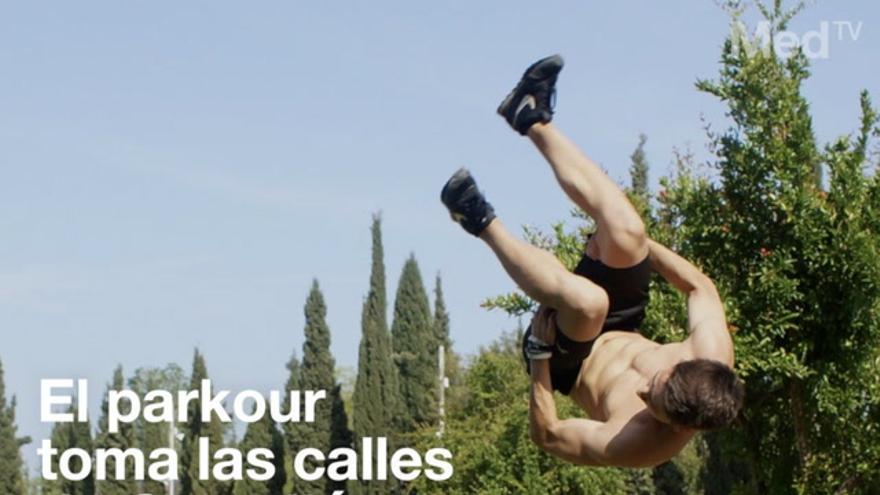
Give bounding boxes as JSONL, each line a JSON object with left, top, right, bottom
{"left": 731, "top": 20, "right": 864, "bottom": 60}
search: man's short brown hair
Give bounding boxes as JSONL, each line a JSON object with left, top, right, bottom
{"left": 662, "top": 359, "right": 744, "bottom": 430}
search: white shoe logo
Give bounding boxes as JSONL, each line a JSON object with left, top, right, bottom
{"left": 514, "top": 94, "right": 536, "bottom": 121}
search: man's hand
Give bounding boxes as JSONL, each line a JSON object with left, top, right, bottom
{"left": 525, "top": 305, "right": 557, "bottom": 361}
{"left": 532, "top": 305, "right": 557, "bottom": 343}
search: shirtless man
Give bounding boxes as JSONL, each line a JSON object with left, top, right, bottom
{"left": 440, "top": 55, "right": 743, "bottom": 467}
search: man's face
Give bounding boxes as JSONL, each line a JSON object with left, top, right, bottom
{"left": 637, "top": 368, "right": 673, "bottom": 424}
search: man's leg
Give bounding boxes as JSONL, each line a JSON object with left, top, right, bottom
{"left": 441, "top": 169, "right": 608, "bottom": 342}
{"left": 528, "top": 122, "right": 648, "bottom": 268}
{"left": 496, "top": 54, "right": 647, "bottom": 268}
{"left": 480, "top": 219, "right": 608, "bottom": 342}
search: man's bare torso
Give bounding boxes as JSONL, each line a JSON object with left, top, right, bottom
{"left": 569, "top": 331, "right": 696, "bottom": 466}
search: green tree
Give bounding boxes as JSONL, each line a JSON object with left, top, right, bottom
{"left": 328, "top": 383, "right": 353, "bottom": 495}
{"left": 292, "top": 280, "right": 353, "bottom": 495}
{"left": 432, "top": 274, "right": 451, "bottom": 350}
{"left": 42, "top": 404, "right": 95, "bottom": 495}
{"left": 0, "top": 359, "right": 28, "bottom": 495}
{"left": 181, "top": 350, "right": 228, "bottom": 495}
{"left": 233, "top": 405, "right": 286, "bottom": 495}
{"left": 282, "top": 353, "right": 303, "bottom": 495}
{"left": 625, "top": 469, "right": 655, "bottom": 495}
{"left": 650, "top": 3, "right": 880, "bottom": 492}
{"left": 391, "top": 255, "right": 436, "bottom": 432}
{"left": 630, "top": 134, "right": 650, "bottom": 199}
{"left": 294, "top": 281, "right": 333, "bottom": 495}
{"left": 94, "top": 366, "right": 138, "bottom": 495}
{"left": 351, "top": 214, "right": 401, "bottom": 495}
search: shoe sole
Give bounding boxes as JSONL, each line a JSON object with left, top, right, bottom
{"left": 440, "top": 167, "right": 473, "bottom": 207}
{"left": 496, "top": 54, "right": 564, "bottom": 116}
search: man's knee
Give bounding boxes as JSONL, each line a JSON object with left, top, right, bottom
{"left": 557, "top": 277, "right": 608, "bottom": 335}
{"left": 596, "top": 209, "right": 647, "bottom": 266}
{"left": 575, "top": 281, "right": 609, "bottom": 321}
{"left": 556, "top": 272, "right": 604, "bottom": 309}
{"left": 609, "top": 207, "right": 647, "bottom": 245}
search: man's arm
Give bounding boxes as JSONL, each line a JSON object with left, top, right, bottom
{"left": 529, "top": 358, "right": 616, "bottom": 465}
{"left": 527, "top": 308, "right": 622, "bottom": 466}
{"left": 648, "top": 240, "right": 734, "bottom": 365}
{"left": 530, "top": 359, "right": 682, "bottom": 467}
{"left": 528, "top": 307, "right": 695, "bottom": 467}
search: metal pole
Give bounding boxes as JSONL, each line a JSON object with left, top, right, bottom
{"left": 167, "top": 416, "right": 176, "bottom": 495}
{"left": 438, "top": 345, "right": 446, "bottom": 438}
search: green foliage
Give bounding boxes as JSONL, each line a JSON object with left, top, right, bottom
{"left": 283, "top": 353, "right": 303, "bottom": 495}
{"left": 651, "top": 440, "right": 704, "bottom": 495}
{"left": 0, "top": 359, "right": 28, "bottom": 495}
{"left": 233, "top": 405, "right": 286, "bottom": 495}
{"left": 181, "top": 350, "right": 229, "bottom": 495}
{"left": 328, "top": 383, "right": 353, "bottom": 494}
{"left": 392, "top": 255, "right": 437, "bottom": 432}
{"left": 433, "top": 274, "right": 451, "bottom": 350}
{"left": 291, "top": 280, "right": 353, "bottom": 495}
{"left": 42, "top": 404, "right": 94, "bottom": 495}
{"left": 94, "top": 366, "right": 138, "bottom": 495}
{"left": 351, "top": 214, "right": 402, "bottom": 495}
{"left": 626, "top": 468, "right": 656, "bottom": 495}
{"left": 301, "top": 280, "right": 339, "bottom": 453}
{"left": 630, "top": 134, "right": 650, "bottom": 208}
{"left": 672, "top": 5, "right": 880, "bottom": 492}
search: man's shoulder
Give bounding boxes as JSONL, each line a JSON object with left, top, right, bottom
{"left": 605, "top": 411, "right": 695, "bottom": 467}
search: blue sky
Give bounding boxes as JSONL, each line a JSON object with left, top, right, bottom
{"left": 1, "top": 1, "right": 878, "bottom": 473}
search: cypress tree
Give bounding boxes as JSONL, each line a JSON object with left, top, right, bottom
{"left": 391, "top": 255, "right": 435, "bottom": 431}
{"left": 72, "top": 405, "right": 95, "bottom": 495}
{"left": 282, "top": 353, "right": 303, "bottom": 495}
{"left": 233, "top": 404, "right": 286, "bottom": 495}
{"left": 94, "top": 366, "right": 137, "bottom": 495}
{"left": 628, "top": 133, "right": 652, "bottom": 223}
{"left": 43, "top": 404, "right": 95, "bottom": 495}
{"left": 630, "top": 133, "right": 649, "bottom": 198}
{"left": 0, "top": 359, "right": 27, "bottom": 495}
{"left": 328, "top": 384, "right": 352, "bottom": 494}
{"left": 432, "top": 274, "right": 450, "bottom": 349}
{"left": 351, "top": 214, "right": 400, "bottom": 495}
{"left": 180, "top": 350, "right": 227, "bottom": 495}
{"left": 294, "top": 280, "right": 353, "bottom": 495}
{"left": 300, "top": 281, "right": 336, "bottom": 454}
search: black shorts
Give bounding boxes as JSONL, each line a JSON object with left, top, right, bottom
{"left": 522, "top": 254, "right": 651, "bottom": 395}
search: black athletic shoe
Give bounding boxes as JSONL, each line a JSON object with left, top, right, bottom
{"left": 497, "top": 54, "right": 564, "bottom": 135}
{"left": 440, "top": 168, "right": 496, "bottom": 237}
